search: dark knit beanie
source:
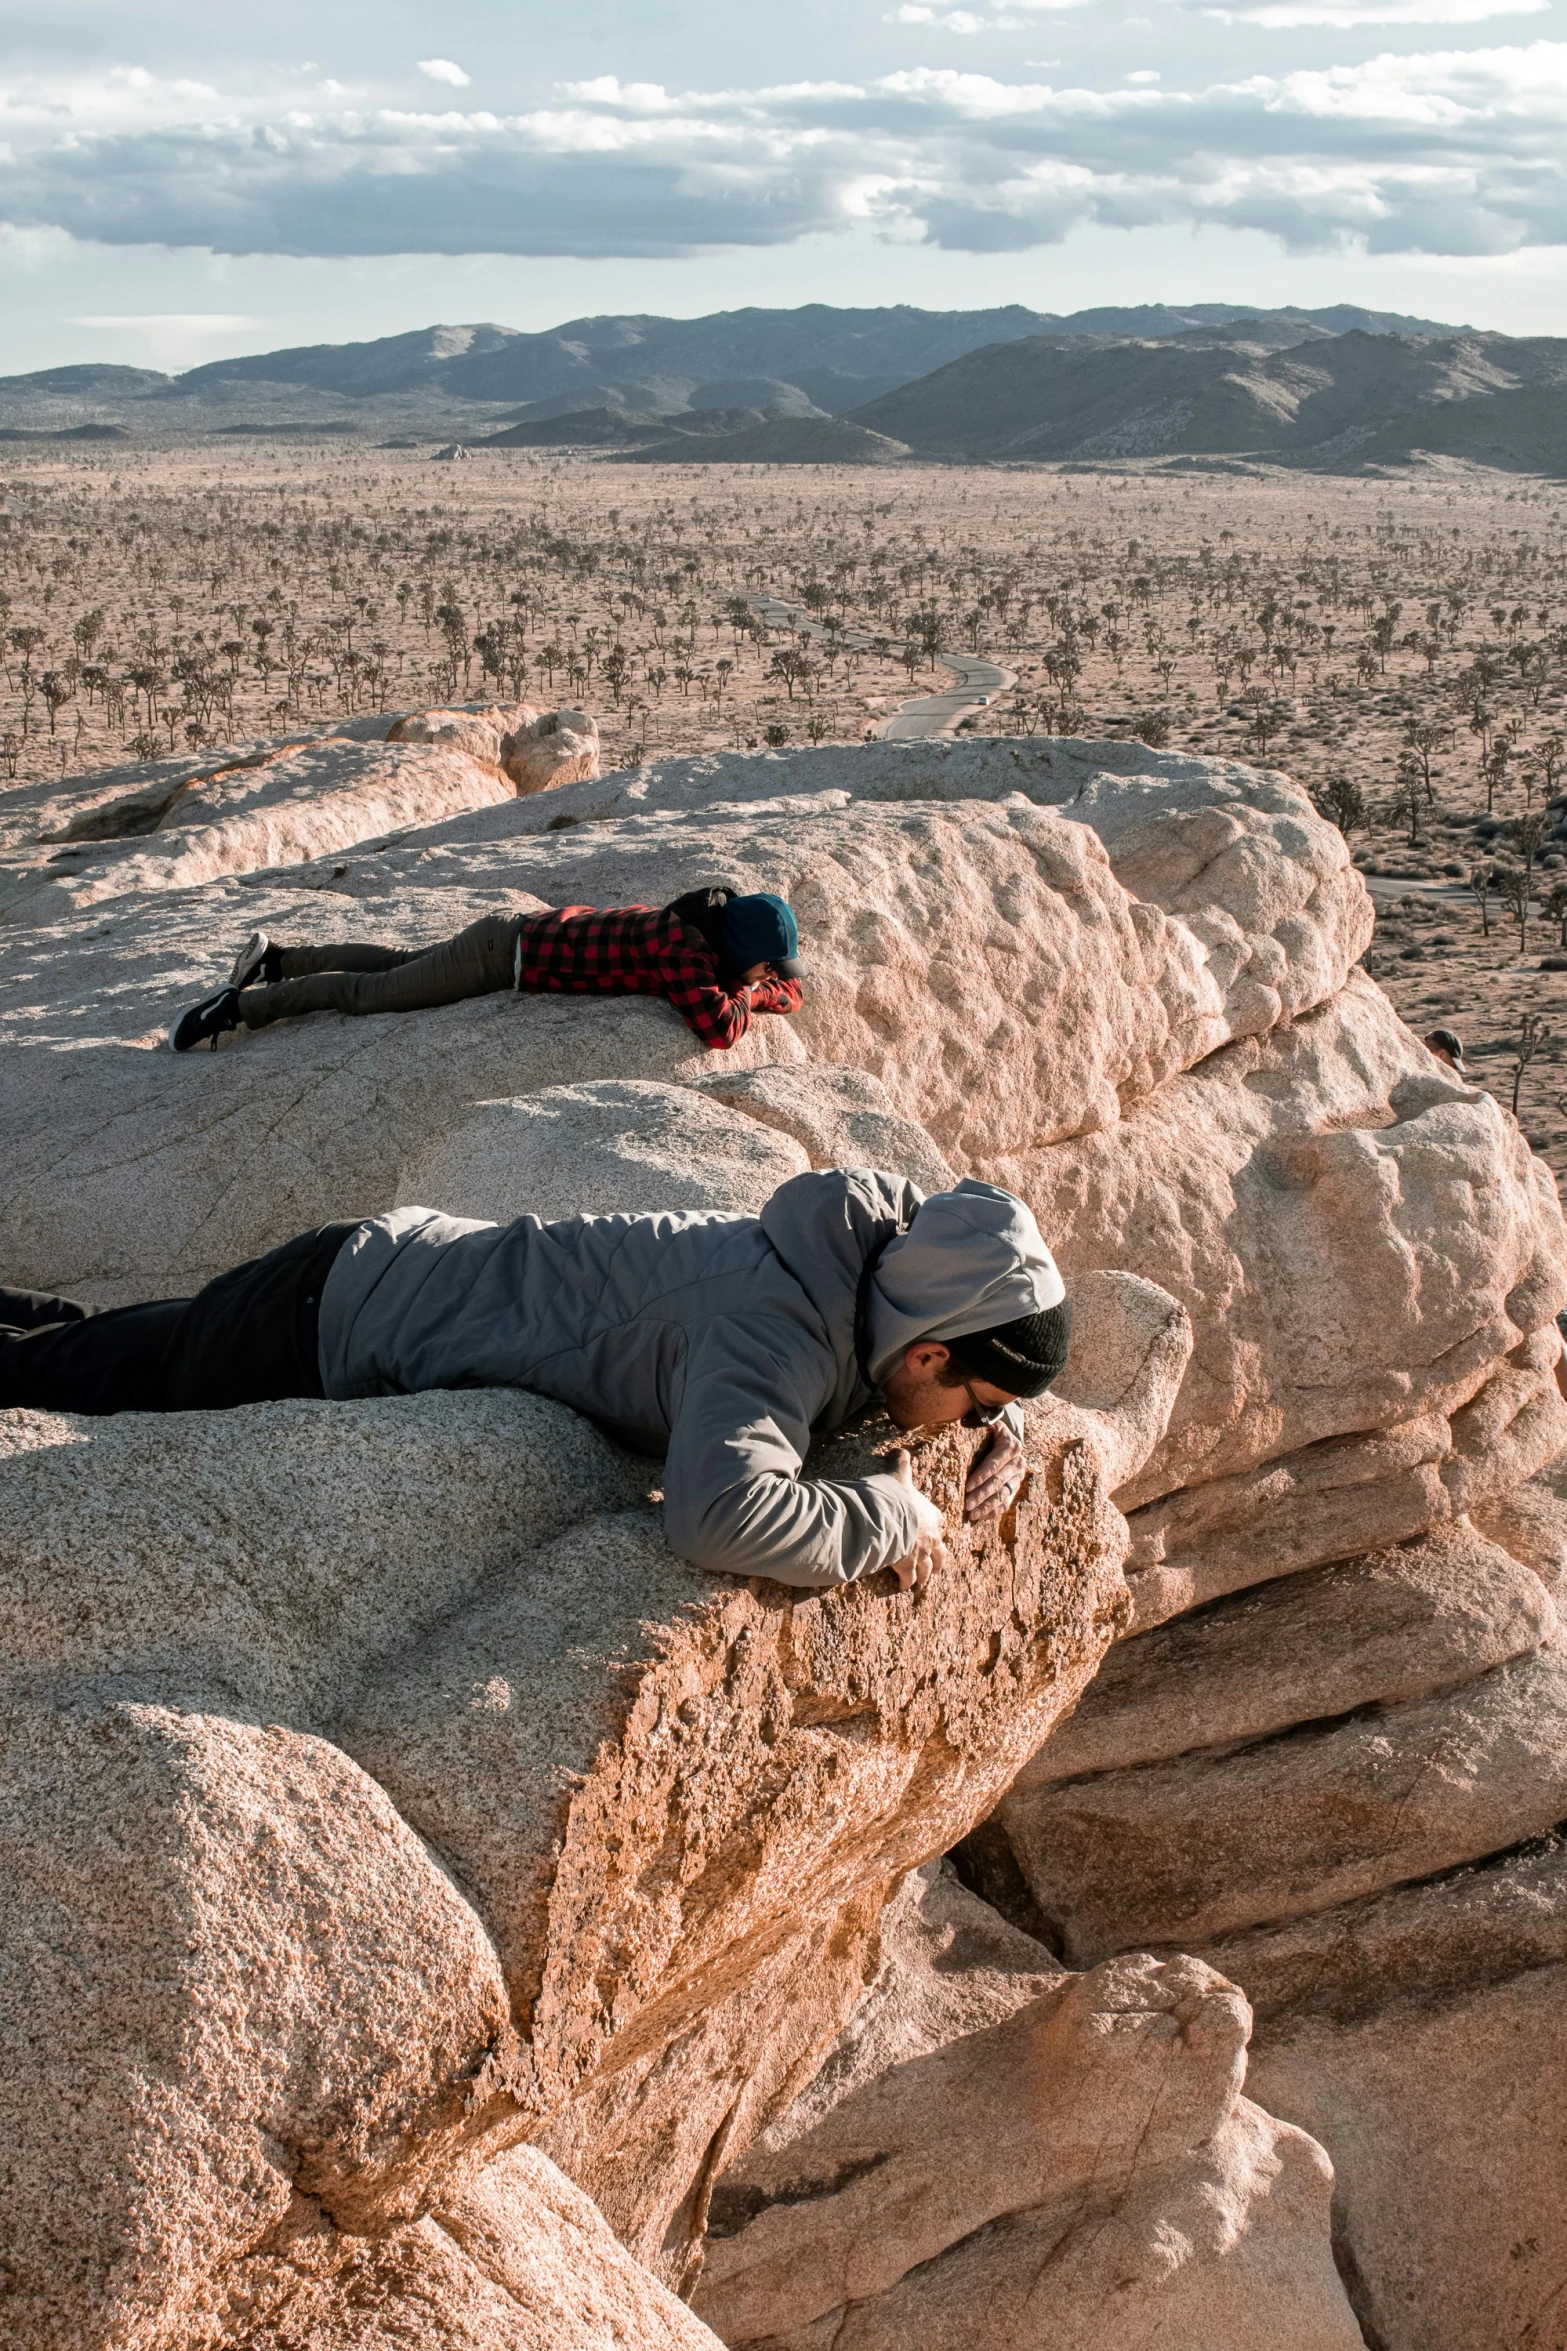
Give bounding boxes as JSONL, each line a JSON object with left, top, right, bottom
{"left": 946, "top": 1298, "right": 1073, "bottom": 1399}
{"left": 723, "top": 892, "right": 804, "bottom": 979}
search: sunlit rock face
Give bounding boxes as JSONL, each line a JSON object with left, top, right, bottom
{"left": 3, "top": 729, "right": 1564, "bottom": 2350}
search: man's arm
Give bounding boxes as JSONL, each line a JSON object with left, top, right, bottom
{"left": 746, "top": 974, "right": 804, "bottom": 1018}
{"left": 660, "top": 1322, "right": 928, "bottom": 1587}
{"left": 656, "top": 929, "right": 800, "bottom": 1050}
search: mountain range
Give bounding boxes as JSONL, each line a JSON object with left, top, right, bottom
{"left": 848, "top": 326, "right": 1567, "bottom": 471}
{"left": 4, "top": 300, "right": 1565, "bottom": 475}
{"left": 0, "top": 300, "right": 1463, "bottom": 419}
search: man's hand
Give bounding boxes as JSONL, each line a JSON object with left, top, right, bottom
{"left": 890, "top": 1448, "right": 949, "bottom": 1591}
{"left": 963, "top": 1422, "right": 1026, "bottom": 1524}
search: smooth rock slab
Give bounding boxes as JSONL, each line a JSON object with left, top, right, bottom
{"left": 1204, "top": 1842, "right": 1567, "bottom": 2351}
{"left": 1002, "top": 970, "right": 1567, "bottom": 1509}
{"left": 696, "top": 1062, "right": 957, "bottom": 1195}
{"left": 1005, "top": 1642, "right": 1567, "bottom": 1963}
{"left": 396, "top": 1078, "right": 811, "bottom": 1225}
{"left": 694, "top": 1871, "right": 1360, "bottom": 2351}
{"left": 1008, "top": 1523, "right": 1556, "bottom": 1788}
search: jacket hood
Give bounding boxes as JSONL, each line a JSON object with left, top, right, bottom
{"left": 864, "top": 1178, "right": 1065, "bottom": 1387}
{"left": 759, "top": 1166, "right": 927, "bottom": 1429}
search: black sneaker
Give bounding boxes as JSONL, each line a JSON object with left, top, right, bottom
{"left": 168, "top": 986, "right": 241, "bottom": 1053}
{"left": 228, "top": 929, "right": 272, "bottom": 989}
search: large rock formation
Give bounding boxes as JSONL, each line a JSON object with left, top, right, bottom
{"left": 3, "top": 727, "right": 1565, "bottom": 2349}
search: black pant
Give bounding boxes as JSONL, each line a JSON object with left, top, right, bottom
{"left": 0, "top": 1223, "right": 360, "bottom": 1416}
{"left": 238, "top": 916, "right": 519, "bottom": 1028}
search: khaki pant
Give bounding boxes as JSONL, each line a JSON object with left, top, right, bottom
{"left": 238, "top": 914, "right": 520, "bottom": 1028}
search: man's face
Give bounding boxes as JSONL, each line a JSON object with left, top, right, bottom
{"left": 882, "top": 1340, "right": 1016, "bottom": 1432}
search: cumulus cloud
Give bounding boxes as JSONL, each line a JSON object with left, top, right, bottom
{"left": 416, "top": 59, "right": 471, "bottom": 87}
{"left": 889, "top": 1, "right": 1093, "bottom": 25}
{"left": 2, "top": 46, "right": 1567, "bottom": 262}
{"left": 1205, "top": 0, "right": 1544, "bottom": 21}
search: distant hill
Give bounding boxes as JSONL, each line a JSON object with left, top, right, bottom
{"left": 17, "top": 303, "right": 1560, "bottom": 477}
{"left": 0, "top": 364, "right": 171, "bottom": 396}
{"left": 616, "top": 416, "right": 913, "bottom": 466}
{"left": 127, "top": 302, "right": 1466, "bottom": 416}
{"left": 482, "top": 406, "right": 781, "bottom": 450}
{"left": 849, "top": 328, "right": 1567, "bottom": 472}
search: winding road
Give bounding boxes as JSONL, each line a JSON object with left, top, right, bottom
{"left": 748, "top": 594, "right": 1016, "bottom": 742}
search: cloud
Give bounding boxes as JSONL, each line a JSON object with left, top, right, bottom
{"left": 4, "top": 46, "right": 1567, "bottom": 263}
{"left": 417, "top": 59, "right": 471, "bottom": 88}
{"left": 887, "top": 0, "right": 1093, "bottom": 24}
{"left": 70, "top": 313, "right": 261, "bottom": 330}
{"left": 1204, "top": 0, "right": 1544, "bottom": 21}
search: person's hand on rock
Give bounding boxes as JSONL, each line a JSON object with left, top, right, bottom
{"left": 890, "top": 1449, "right": 948, "bottom": 1591}
{"left": 963, "top": 1421, "right": 1026, "bottom": 1524}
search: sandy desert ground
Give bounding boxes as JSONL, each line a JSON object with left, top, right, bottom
{"left": 3, "top": 439, "right": 1565, "bottom": 1174}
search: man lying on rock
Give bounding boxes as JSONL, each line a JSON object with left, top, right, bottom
{"left": 0, "top": 1169, "right": 1070, "bottom": 1590}
{"left": 166, "top": 885, "right": 805, "bottom": 1054}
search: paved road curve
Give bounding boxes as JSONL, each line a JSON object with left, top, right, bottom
{"left": 748, "top": 594, "right": 1016, "bottom": 742}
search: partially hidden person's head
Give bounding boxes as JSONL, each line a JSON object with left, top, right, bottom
{"left": 865, "top": 1179, "right": 1071, "bottom": 1433}
{"left": 1425, "top": 1027, "right": 1465, "bottom": 1074}
{"left": 723, "top": 891, "right": 804, "bottom": 981}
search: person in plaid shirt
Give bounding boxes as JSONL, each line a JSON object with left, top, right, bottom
{"left": 168, "top": 883, "right": 805, "bottom": 1053}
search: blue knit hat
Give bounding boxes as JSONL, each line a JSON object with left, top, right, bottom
{"left": 722, "top": 892, "right": 804, "bottom": 979}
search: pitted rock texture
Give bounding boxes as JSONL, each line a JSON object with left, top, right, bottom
{"left": 198, "top": 2144, "right": 725, "bottom": 2350}
{"left": 0, "top": 1370, "right": 1149, "bottom": 2345}
{"left": 1001, "top": 968, "right": 1567, "bottom": 1517}
{"left": 693, "top": 1865, "right": 1363, "bottom": 2351}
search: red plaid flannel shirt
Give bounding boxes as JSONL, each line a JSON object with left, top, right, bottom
{"left": 512, "top": 903, "right": 803, "bottom": 1051}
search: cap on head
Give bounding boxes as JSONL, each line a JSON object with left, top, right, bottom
{"left": 1425, "top": 1027, "right": 1465, "bottom": 1069}
{"left": 723, "top": 891, "right": 803, "bottom": 979}
{"left": 947, "top": 1299, "right": 1073, "bottom": 1400}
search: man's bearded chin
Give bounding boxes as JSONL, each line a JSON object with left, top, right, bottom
{"left": 881, "top": 1364, "right": 937, "bottom": 1431}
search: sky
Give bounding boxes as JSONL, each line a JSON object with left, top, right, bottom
{"left": 3, "top": 0, "right": 1567, "bottom": 373}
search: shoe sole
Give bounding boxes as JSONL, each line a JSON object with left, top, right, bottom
{"left": 229, "top": 929, "right": 270, "bottom": 990}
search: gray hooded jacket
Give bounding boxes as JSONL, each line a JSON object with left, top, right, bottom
{"left": 316, "top": 1168, "right": 1062, "bottom": 1589}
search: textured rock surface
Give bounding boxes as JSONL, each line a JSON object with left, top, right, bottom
{"left": 694, "top": 1866, "right": 1363, "bottom": 2351}
{"left": 1202, "top": 1842, "right": 1567, "bottom": 2351}
{"left": 1002, "top": 969, "right": 1567, "bottom": 1515}
{"left": 1, "top": 747, "right": 1381, "bottom": 1304}
{"left": 1, "top": 734, "right": 516, "bottom": 926}
{"left": 199, "top": 2145, "right": 725, "bottom": 2350}
{"left": 8, "top": 722, "right": 1567, "bottom": 2349}
{"left": 396, "top": 1077, "right": 811, "bottom": 1225}
{"left": 388, "top": 700, "right": 600, "bottom": 794}
{"left": 1008, "top": 1524, "right": 1555, "bottom": 1789}
{"left": 1007, "top": 1641, "right": 1567, "bottom": 1963}
{"left": 0, "top": 1352, "right": 1162, "bottom": 2342}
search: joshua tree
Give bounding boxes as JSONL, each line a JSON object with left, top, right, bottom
{"left": 1511, "top": 810, "right": 1551, "bottom": 950}
{"left": 1386, "top": 756, "right": 1427, "bottom": 847}
{"left": 1310, "top": 774, "right": 1366, "bottom": 838}
{"left": 39, "top": 671, "right": 74, "bottom": 736}
{"left": 1511, "top": 1011, "right": 1552, "bottom": 1121}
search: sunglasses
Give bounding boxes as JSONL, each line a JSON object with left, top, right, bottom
{"left": 960, "top": 1378, "right": 1009, "bottom": 1429}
